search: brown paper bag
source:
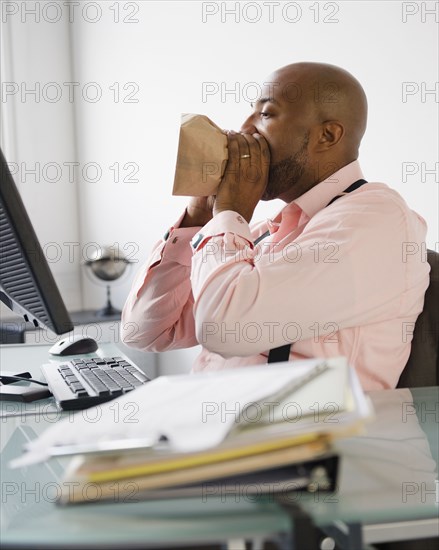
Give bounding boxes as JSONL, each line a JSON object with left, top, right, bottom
{"left": 172, "top": 114, "right": 228, "bottom": 196}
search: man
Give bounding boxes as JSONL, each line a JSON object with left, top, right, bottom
{"left": 121, "top": 62, "right": 429, "bottom": 390}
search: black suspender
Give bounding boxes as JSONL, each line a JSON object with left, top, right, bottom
{"left": 326, "top": 178, "right": 368, "bottom": 206}
{"left": 265, "top": 178, "right": 368, "bottom": 364}
{"left": 253, "top": 179, "right": 368, "bottom": 247}
{"left": 253, "top": 230, "right": 270, "bottom": 246}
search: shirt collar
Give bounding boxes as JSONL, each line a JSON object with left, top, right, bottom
{"left": 293, "top": 159, "right": 364, "bottom": 219}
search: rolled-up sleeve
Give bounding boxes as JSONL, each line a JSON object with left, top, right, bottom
{"left": 121, "top": 214, "right": 200, "bottom": 352}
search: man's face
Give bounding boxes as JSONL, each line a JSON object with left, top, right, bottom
{"left": 240, "top": 71, "right": 315, "bottom": 201}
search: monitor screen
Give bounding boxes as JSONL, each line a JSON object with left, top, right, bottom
{"left": 0, "top": 147, "right": 73, "bottom": 335}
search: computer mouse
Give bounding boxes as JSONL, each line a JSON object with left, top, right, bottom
{"left": 49, "top": 334, "right": 99, "bottom": 356}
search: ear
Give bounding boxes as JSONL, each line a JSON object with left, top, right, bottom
{"left": 315, "top": 121, "right": 344, "bottom": 150}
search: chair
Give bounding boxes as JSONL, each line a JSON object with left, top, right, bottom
{"left": 376, "top": 250, "right": 439, "bottom": 550}
{"left": 397, "top": 249, "right": 439, "bottom": 388}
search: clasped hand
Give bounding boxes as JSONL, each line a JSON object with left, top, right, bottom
{"left": 181, "top": 131, "right": 270, "bottom": 227}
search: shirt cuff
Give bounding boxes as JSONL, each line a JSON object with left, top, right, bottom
{"left": 190, "top": 210, "right": 253, "bottom": 251}
{"left": 162, "top": 211, "right": 201, "bottom": 266}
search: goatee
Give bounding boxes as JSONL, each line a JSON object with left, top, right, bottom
{"left": 263, "top": 134, "right": 309, "bottom": 201}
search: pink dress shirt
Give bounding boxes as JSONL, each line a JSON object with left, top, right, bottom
{"left": 121, "top": 161, "right": 430, "bottom": 390}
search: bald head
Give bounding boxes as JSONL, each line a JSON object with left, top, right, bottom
{"left": 240, "top": 62, "right": 368, "bottom": 201}
{"left": 271, "top": 62, "right": 368, "bottom": 157}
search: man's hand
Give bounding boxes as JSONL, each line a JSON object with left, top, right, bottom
{"left": 179, "top": 132, "right": 270, "bottom": 228}
{"left": 179, "top": 196, "right": 215, "bottom": 228}
{"left": 213, "top": 132, "right": 270, "bottom": 223}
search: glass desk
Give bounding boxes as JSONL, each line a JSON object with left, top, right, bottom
{"left": 0, "top": 343, "right": 438, "bottom": 549}
{"left": 299, "top": 386, "right": 439, "bottom": 548}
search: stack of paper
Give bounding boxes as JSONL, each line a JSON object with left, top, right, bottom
{"left": 11, "top": 357, "right": 372, "bottom": 504}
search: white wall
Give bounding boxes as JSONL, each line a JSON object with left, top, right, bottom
{"left": 1, "top": 6, "right": 83, "bottom": 311}
{"left": 2, "top": 0, "right": 438, "bottom": 318}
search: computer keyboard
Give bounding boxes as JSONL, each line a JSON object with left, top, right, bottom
{"left": 41, "top": 356, "right": 150, "bottom": 410}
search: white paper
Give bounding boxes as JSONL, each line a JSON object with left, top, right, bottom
{"left": 11, "top": 357, "right": 356, "bottom": 468}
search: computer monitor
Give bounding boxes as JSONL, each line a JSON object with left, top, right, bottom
{"left": 0, "top": 147, "right": 73, "bottom": 335}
